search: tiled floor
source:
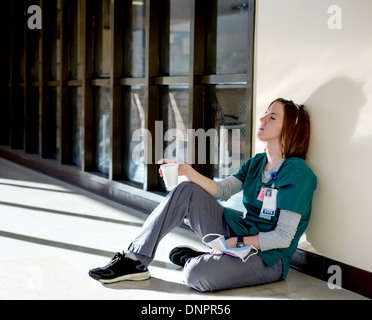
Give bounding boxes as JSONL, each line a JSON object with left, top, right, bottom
{"left": 0, "top": 157, "right": 368, "bottom": 300}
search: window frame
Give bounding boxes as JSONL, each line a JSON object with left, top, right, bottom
{"left": 2, "top": 0, "right": 255, "bottom": 198}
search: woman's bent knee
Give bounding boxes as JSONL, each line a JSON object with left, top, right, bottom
{"left": 182, "top": 256, "right": 215, "bottom": 292}
{"left": 176, "top": 180, "right": 202, "bottom": 192}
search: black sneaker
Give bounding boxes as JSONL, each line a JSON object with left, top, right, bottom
{"left": 169, "top": 246, "right": 205, "bottom": 267}
{"left": 88, "top": 252, "right": 150, "bottom": 284}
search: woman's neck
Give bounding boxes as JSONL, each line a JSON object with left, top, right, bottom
{"left": 265, "top": 143, "right": 284, "bottom": 171}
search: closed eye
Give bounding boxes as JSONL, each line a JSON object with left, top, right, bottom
{"left": 265, "top": 111, "right": 278, "bottom": 120}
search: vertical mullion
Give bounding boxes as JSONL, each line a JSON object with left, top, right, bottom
{"left": 159, "top": 0, "right": 170, "bottom": 76}
{"left": 144, "top": 0, "right": 161, "bottom": 191}
{"left": 205, "top": 0, "right": 217, "bottom": 75}
{"left": 10, "top": 0, "right": 26, "bottom": 150}
{"left": 82, "top": 0, "right": 93, "bottom": 172}
{"left": 122, "top": 0, "right": 132, "bottom": 77}
{"left": 245, "top": 0, "right": 255, "bottom": 160}
{"left": 1, "top": 0, "right": 11, "bottom": 146}
{"left": 40, "top": 0, "right": 47, "bottom": 156}
{"left": 23, "top": 0, "right": 30, "bottom": 153}
{"left": 40, "top": 0, "right": 55, "bottom": 158}
{"left": 188, "top": 0, "right": 206, "bottom": 174}
{"left": 25, "top": 0, "right": 43, "bottom": 155}
{"left": 60, "top": 0, "right": 71, "bottom": 163}
{"left": 25, "top": 0, "right": 41, "bottom": 155}
{"left": 110, "top": 0, "right": 123, "bottom": 180}
{"left": 8, "top": 0, "right": 14, "bottom": 147}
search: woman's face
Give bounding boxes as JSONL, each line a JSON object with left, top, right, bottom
{"left": 256, "top": 101, "right": 284, "bottom": 144}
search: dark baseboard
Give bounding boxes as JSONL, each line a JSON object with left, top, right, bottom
{"left": 290, "top": 249, "right": 372, "bottom": 299}
{"left": 1, "top": 147, "right": 371, "bottom": 299}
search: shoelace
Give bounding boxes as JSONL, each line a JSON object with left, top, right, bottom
{"left": 106, "top": 252, "right": 124, "bottom": 267}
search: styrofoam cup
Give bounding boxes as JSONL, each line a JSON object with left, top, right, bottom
{"left": 160, "top": 163, "right": 179, "bottom": 188}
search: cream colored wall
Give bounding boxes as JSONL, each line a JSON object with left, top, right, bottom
{"left": 253, "top": 0, "right": 372, "bottom": 272}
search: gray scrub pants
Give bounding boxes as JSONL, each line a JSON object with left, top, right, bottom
{"left": 128, "top": 181, "right": 283, "bottom": 292}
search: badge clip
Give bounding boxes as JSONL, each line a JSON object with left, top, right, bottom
{"left": 271, "top": 171, "right": 277, "bottom": 189}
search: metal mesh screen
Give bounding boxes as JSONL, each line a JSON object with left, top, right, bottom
{"left": 123, "top": 85, "right": 146, "bottom": 185}
{"left": 93, "top": 86, "right": 111, "bottom": 175}
{"left": 204, "top": 84, "right": 247, "bottom": 179}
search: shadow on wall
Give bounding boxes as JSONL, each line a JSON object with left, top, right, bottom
{"left": 303, "top": 76, "right": 368, "bottom": 255}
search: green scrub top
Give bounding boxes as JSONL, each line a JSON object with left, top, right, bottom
{"left": 224, "top": 153, "right": 317, "bottom": 279}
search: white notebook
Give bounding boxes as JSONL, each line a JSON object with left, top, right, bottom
{"left": 202, "top": 234, "right": 258, "bottom": 262}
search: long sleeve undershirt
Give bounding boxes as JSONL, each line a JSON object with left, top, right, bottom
{"left": 213, "top": 162, "right": 301, "bottom": 251}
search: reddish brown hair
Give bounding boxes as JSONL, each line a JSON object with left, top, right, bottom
{"left": 269, "top": 98, "right": 311, "bottom": 160}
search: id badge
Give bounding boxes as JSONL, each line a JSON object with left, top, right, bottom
{"left": 259, "top": 188, "right": 278, "bottom": 220}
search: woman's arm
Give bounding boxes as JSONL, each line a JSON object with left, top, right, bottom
{"left": 214, "top": 176, "right": 243, "bottom": 201}
{"left": 225, "top": 235, "right": 261, "bottom": 250}
{"left": 258, "top": 210, "right": 301, "bottom": 251}
{"left": 225, "top": 210, "right": 301, "bottom": 251}
{"left": 158, "top": 158, "right": 218, "bottom": 197}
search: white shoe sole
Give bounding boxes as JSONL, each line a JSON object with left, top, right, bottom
{"left": 99, "top": 271, "right": 150, "bottom": 284}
